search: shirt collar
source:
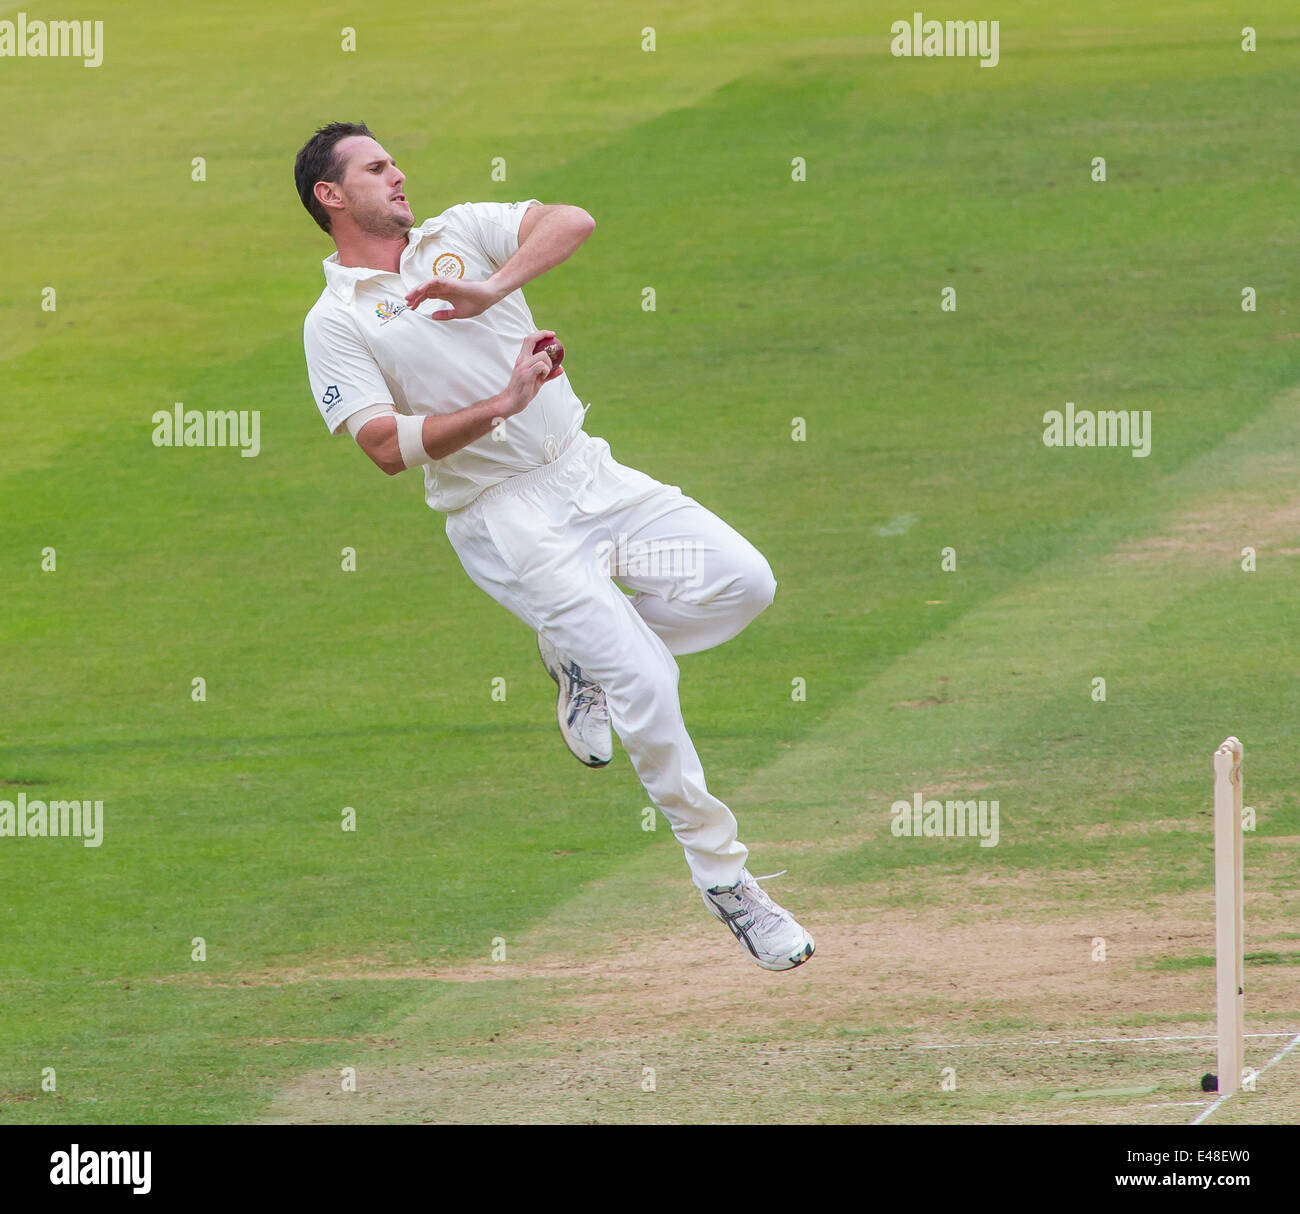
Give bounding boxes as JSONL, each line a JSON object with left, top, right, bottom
{"left": 321, "top": 216, "right": 447, "bottom": 302}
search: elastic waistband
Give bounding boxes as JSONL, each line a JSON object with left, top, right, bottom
{"left": 453, "top": 433, "right": 593, "bottom": 512}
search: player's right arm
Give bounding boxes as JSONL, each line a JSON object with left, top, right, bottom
{"left": 342, "top": 332, "right": 559, "bottom": 476}
{"left": 349, "top": 331, "right": 555, "bottom": 474}
{"left": 305, "top": 304, "right": 555, "bottom": 477}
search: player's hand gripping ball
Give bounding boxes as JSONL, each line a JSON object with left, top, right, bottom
{"left": 533, "top": 336, "right": 565, "bottom": 381}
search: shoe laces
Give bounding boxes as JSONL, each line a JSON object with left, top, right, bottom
{"left": 729, "top": 870, "right": 792, "bottom": 936}
{"left": 565, "top": 662, "right": 608, "bottom": 725}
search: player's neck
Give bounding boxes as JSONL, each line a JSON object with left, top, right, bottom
{"left": 332, "top": 224, "right": 409, "bottom": 274}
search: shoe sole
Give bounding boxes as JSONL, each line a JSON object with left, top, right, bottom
{"left": 748, "top": 932, "right": 815, "bottom": 971}
{"left": 538, "top": 636, "right": 611, "bottom": 768}
{"left": 761, "top": 935, "right": 815, "bottom": 971}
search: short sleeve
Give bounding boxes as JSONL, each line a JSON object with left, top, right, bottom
{"left": 455, "top": 199, "right": 541, "bottom": 272}
{"left": 303, "top": 305, "right": 394, "bottom": 434}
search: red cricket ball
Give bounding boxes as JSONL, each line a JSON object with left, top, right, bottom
{"left": 534, "top": 336, "right": 564, "bottom": 380}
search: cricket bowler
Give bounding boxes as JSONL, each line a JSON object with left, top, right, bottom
{"left": 294, "top": 122, "right": 813, "bottom": 970}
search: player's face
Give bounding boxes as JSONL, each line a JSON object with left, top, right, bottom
{"left": 334, "top": 136, "right": 413, "bottom": 235}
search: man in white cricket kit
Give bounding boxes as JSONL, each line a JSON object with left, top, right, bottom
{"left": 295, "top": 123, "right": 813, "bottom": 970}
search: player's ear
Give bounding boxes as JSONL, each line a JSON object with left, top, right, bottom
{"left": 314, "top": 179, "right": 346, "bottom": 217}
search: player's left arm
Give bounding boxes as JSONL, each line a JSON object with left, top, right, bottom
{"left": 404, "top": 204, "right": 594, "bottom": 319}
{"left": 488, "top": 203, "right": 594, "bottom": 296}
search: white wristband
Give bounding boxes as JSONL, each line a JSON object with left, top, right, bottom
{"left": 394, "top": 412, "right": 432, "bottom": 469}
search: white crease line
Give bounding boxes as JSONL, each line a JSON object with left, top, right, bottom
{"left": 903, "top": 1032, "right": 1296, "bottom": 1051}
{"left": 808, "top": 1031, "right": 1295, "bottom": 1053}
{"left": 1190, "top": 1032, "right": 1300, "bottom": 1126}
{"left": 739, "top": 1031, "right": 1296, "bottom": 1054}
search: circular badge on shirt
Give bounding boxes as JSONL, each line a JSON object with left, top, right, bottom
{"left": 434, "top": 253, "right": 466, "bottom": 279}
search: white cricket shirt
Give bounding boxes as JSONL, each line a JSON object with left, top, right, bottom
{"left": 303, "top": 199, "right": 587, "bottom": 512}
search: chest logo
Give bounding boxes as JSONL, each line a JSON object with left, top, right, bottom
{"left": 433, "top": 252, "right": 465, "bottom": 279}
{"left": 376, "top": 299, "right": 408, "bottom": 323}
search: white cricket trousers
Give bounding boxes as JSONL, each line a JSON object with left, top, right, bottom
{"left": 444, "top": 431, "right": 776, "bottom": 891}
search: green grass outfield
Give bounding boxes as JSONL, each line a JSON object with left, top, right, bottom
{"left": 2, "top": 0, "right": 1299, "bottom": 1124}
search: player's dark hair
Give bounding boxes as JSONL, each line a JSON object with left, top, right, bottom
{"left": 294, "top": 122, "right": 375, "bottom": 234}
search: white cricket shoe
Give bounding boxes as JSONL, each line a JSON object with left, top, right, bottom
{"left": 702, "top": 869, "right": 815, "bottom": 971}
{"left": 537, "top": 633, "right": 613, "bottom": 768}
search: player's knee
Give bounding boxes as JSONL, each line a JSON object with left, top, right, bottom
{"left": 612, "top": 660, "right": 681, "bottom": 730}
{"left": 736, "top": 555, "right": 777, "bottom": 620}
